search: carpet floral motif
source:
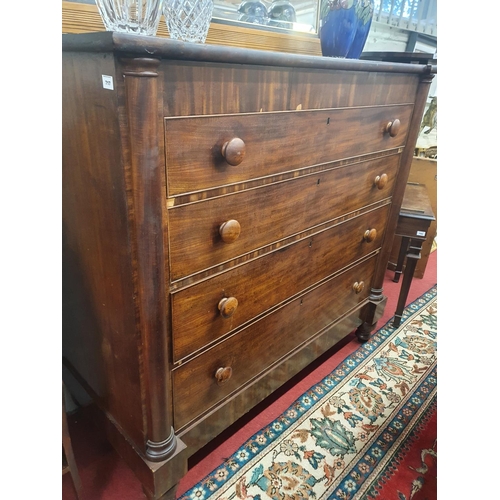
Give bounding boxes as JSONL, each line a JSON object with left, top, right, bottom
{"left": 181, "top": 286, "right": 437, "bottom": 500}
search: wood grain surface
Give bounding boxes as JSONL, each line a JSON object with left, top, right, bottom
{"left": 172, "top": 255, "right": 378, "bottom": 430}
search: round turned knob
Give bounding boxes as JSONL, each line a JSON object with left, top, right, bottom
{"left": 219, "top": 219, "right": 241, "bottom": 243}
{"left": 363, "top": 228, "right": 377, "bottom": 242}
{"left": 218, "top": 297, "right": 238, "bottom": 318}
{"left": 352, "top": 281, "right": 365, "bottom": 294}
{"left": 385, "top": 118, "right": 401, "bottom": 137}
{"left": 221, "top": 138, "right": 246, "bottom": 166}
{"left": 215, "top": 366, "right": 233, "bottom": 385}
{"left": 374, "top": 173, "right": 388, "bottom": 189}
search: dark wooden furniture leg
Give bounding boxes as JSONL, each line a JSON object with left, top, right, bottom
{"left": 393, "top": 236, "right": 410, "bottom": 283}
{"left": 392, "top": 239, "right": 423, "bottom": 327}
{"left": 62, "top": 383, "right": 83, "bottom": 499}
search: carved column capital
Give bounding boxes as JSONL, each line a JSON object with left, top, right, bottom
{"left": 420, "top": 65, "right": 436, "bottom": 84}
{"left": 120, "top": 57, "right": 161, "bottom": 77}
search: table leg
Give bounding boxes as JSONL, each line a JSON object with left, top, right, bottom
{"left": 393, "top": 239, "right": 423, "bottom": 328}
{"left": 393, "top": 236, "right": 409, "bottom": 283}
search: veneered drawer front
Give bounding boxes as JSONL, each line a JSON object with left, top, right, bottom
{"left": 165, "top": 104, "right": 412, "bottom": 195}
{"left": 172, "top": 204, "right": 390, "bottom": 361}
{"left": 289, "top": 70, "right": 420, "bottom": 111}
{"left": 172, "top": 254, "right": 377, "bottom": 430}
{"left": 161, "top": 63, "right": 418, "bottom": 117}
{"left": 168, "top": 154, "right": 399, "bottom": 281}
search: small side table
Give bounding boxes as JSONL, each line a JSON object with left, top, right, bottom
{"left": 392, "top": 183, "right": 436, "bottom": 327}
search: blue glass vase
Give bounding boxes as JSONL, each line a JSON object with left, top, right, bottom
{"left": 347, "top": 0, "right": 374, "bottom": 59}
{"left": 319, "top": 0, "right": 374, "bottom": 59}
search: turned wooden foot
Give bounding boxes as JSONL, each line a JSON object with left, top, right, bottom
{"left": 355, "top": 322, "right": 372, "bottom": 342}
{"left": 356, "top": 294, "right": 388, "bottom": 342}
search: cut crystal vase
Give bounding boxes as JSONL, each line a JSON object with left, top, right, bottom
{"left": 95, "top": 0, "right": 164, "bottom": 36}
{"left": 163, "top": 0, "right": 214, "bottom": 43}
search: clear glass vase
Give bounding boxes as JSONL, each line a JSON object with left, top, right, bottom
{"left": 163, "top": 0, "right": 214, "bottom": 43}
{"left": 95, "top": 0, "right": 164, "bottom": 36}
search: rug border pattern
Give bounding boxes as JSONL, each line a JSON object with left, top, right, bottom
{"left": 180, "top": 285, "right": 438, "bottom": 500}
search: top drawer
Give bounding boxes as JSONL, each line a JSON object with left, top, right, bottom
{"left": 165, "top": 104, "right": 413, "bottom": 196}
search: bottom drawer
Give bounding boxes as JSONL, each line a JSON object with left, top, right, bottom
{"left": 172, "top": 254, "right": 377, "bottom": 430}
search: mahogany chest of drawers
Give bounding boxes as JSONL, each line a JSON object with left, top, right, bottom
{"left": 62, "top": 32, "right": 435, "bottom": 499}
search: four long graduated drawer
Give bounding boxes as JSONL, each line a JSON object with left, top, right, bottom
{"left": 62, "top": 32, "right": 435, "bottom": 500}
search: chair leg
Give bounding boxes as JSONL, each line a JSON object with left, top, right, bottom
{"left": 63, "top": 382, "right": 83, "bottom": 499}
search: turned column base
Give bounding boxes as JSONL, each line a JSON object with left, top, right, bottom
{"left": 146, "top": 427, "right": 178, "bottom": 462}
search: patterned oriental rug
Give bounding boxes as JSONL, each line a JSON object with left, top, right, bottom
{"left": 179, "top": 286, "right": 437, "bottom": 500}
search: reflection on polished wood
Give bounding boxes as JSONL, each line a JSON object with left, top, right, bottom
{"left": 61, "top": 1, "right": 322, "bottom": 55}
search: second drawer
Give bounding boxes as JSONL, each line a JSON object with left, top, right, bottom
{"left": 168, "top": 154, "right": 399, "bottom": 281}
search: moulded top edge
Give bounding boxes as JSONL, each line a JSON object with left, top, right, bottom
{"left": 62, "top": 32, "right": 437, "bottom": 76}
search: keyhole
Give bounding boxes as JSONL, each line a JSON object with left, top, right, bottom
{"left": 309, "top": 239, "right": 313, "bottom": 248}
{"left": 317, "top": 178, "right": 321, "bottom": 185}
{"left": 326, "top": 117, "right": 330, "bottom": 125}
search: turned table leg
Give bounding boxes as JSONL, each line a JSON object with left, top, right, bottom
{"left": 392, "top": 239, "right": 422, "bottom": 328}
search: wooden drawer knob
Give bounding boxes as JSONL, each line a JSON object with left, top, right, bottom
{"left": 363, "top": 228, "right": 377, "bottom": 242}
{"left": 215, "top": 366, "right": 233, "bottom": 385}
{"left": 374, "top": 173, "right": 388, "bottom": 189}
{"left": 221, "top": 138, "right": 246, "bottom": 166}
{"left": 352, "top": 281, "right": 365, "bottom": 294}
{"left": 385, "top": 119, "right": 401, "bottom": 137}
{"left": 219, "top": 219, "right": 241, "bottom": 243}
{"left": 218, "top": 297, "right": 238, "bottom": 318}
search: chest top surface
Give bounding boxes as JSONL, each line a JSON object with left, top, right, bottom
{"left": 62, "top": 31, "right": 437, "bottom": 76}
